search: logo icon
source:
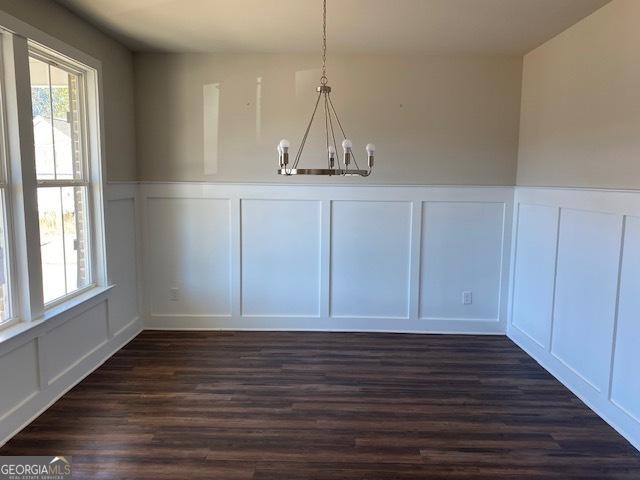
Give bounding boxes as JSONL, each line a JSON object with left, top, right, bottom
{"left": 0, "top": 456, "right": 72, "bottom": 479}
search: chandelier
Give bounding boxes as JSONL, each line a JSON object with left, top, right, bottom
{"left": 277, "top": 0, "right": 375, "bottom": 177}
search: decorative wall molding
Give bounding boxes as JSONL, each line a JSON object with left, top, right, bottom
{"left": 139, "top": 182, "right": 514, "bottom": 334}
{"left": 4, "top": 181, "right": 639, "bottom": 454}
{"left": 508, "top": 186, "right": 640, "bottom": 451}
{"left": 0, "top": 184, "right": 142, "bottom": 446}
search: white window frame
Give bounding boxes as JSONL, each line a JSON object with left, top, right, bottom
{"left": 0, "top": 14, "right": 107, "bottom": 329}
{"left": 29, "top": 45, "right": 97, "bottom": 308}
{"left": 0, "top": 37, "right": 19, "bottom": 329}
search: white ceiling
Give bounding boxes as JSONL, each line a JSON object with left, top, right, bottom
{"left": 56, "top": 0, "right": 611, "bottom": 55}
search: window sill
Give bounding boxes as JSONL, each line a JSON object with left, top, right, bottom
{"left": 0, "top": 285, "right": 114, "bottom": 348}
{"left": 42, "top": 285, "right": 114, "bottom": 321}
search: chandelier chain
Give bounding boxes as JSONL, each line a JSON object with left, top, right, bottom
{"left": 321, "top": 0, "right": 328, "bottom": 85}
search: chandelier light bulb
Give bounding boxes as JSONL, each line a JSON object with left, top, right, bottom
{"left": 279, "top": 139, "right": 290, "bottom": 153}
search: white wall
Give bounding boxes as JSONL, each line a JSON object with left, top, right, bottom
{"left": 141, "top": 183, "right": 513, "bottom": 334}
{"left": 517, "top": 0, "right": 640, "bottom": 190}
{"left": 0, "top": 184, "right": 141, "bottom": 445}
{"left": 134, "top": 53, "right": 522, "bottom": 185}
{"left": 508, "top": 187, "right": 640, "bottom": 451}
{"left": 0, "top": 1, "right": 137, "bottom": 181}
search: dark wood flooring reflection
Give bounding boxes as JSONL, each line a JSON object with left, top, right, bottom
{"left": 2, "top": 331, "right": 639, "bottom": 479}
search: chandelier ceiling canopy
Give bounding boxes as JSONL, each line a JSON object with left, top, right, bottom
{"left": 277, "top": 0, "right": 375, "bottom": 177}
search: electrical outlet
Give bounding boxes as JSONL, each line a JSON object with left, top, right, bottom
{"left": 170, "top": 287, "right": 179, "bottom": 302}
{"left": 462, "top": 291, "right": 472, "bottom": 305}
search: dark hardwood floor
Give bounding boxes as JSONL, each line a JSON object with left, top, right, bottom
{"left": 1, "top": 331, "right": 639, "bottom": 479}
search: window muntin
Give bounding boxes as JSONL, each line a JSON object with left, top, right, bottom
{"left": 29, "top": 50, "right": 94, "bottom": 306}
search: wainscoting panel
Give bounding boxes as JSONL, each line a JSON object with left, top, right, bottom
{"left": 142, "top": 183, "right": 513, "bottom": 333}
{"left": 511, "top": 203, "right": 559, "bottom": 348}
{"left": 147, "top": 197, "right": 231, "bottom": 316}
{"left": 331, "top": 201, "right": 412, "bottom": 319}
{"left": 0, "top": 183, "right": 143, "bottom": 446}
{"left": 420, "top": 202, "right": 505, "bottom": 321}
{"left": 241, "top": 199, "right": 321, "bottom": 317}
{"left": 508, "top": 187, "right": 640, "bottom": 451}
{"left": 551, "top": 208, "right": 622, "bottom": 392}
{"left": 40, "top": 302, "right": 109, "bottom": 385}
{"left": 105, "top": 183, "right": 142, "bottom": 336}
{"left": 611, "top": 216, "right": 640, "bottom": 423}
{"left": 0, "top": 341, "right": 38, "bottom": 421}
{"left": 106, "top": 198, "right": 139, "bottom": 336}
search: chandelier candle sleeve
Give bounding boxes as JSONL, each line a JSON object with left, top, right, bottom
{"left": 276, "top": 0, "right": 376, "bottom": 177}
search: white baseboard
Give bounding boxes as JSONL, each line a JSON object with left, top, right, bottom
{"left": 145, "top": 314, "right": 505, "bottom": 335}
{"left": 509, "top": 325, "right": 640, "bottom": 452}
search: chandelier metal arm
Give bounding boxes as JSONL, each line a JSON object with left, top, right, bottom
{"left": 327, "top": 93, "right": 362, "bottom": 172}
{"left": 292, "top": 90, "right": 323, "bottom": 171}
{"left": 323, "top": 94, "right": 330, "bottom": 168}
{"left": 327, "top": 93, "right": 347, "bottom": 140}
{"left": 326, "top": 93, "right": 347, "bottom": 172}
{"left": 326, "top": 95, "right": 341, "bottom": 170}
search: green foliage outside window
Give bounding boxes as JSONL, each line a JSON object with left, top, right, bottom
{"left": 31, "top": 86, "right": 70, "bottom": 120}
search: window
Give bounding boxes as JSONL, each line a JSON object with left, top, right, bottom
{"left": 29, "top": 50, "right": 94, "bottom": 306}
{"left": 0, "top": 27, "right": 105, "bottom": 331}
{"left": 0, "top": 105, "right": 13, "bottom": 325}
